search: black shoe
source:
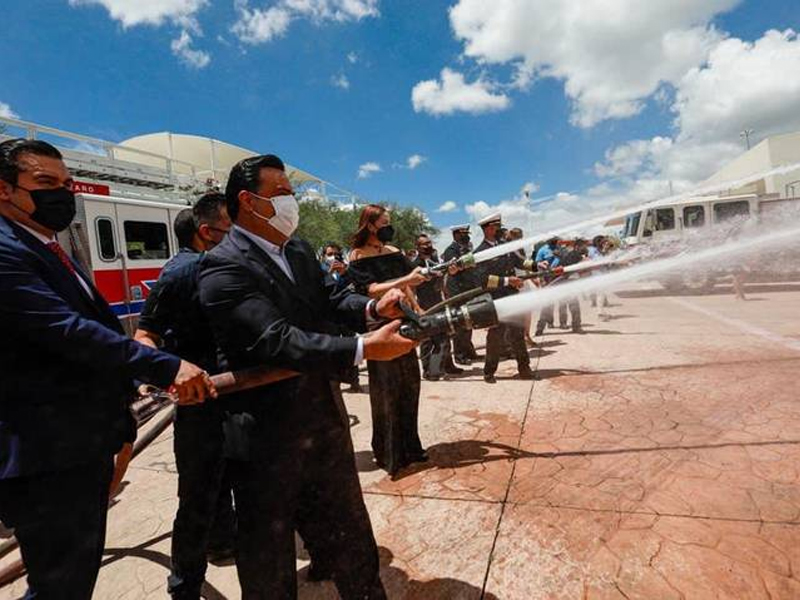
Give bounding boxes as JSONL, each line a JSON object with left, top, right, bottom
{"left": 517, "top": 369, "right": 535, "bottom": 380}
{"left": 444, "top": 366, "right": 464, "bottom": 374}
{"left": 484, "top": 374, "right": 497, "bottom": 384}
{"left": 455, "top": 356, "right": 472, "bottom": 366}
{"left": 572, "top": 327, "right": 585, "bottom": 334}
{"left": 423, "top": 374, "right": 441, "bottom": 382}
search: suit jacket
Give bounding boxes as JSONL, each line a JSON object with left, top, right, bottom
{"left": 198, "top": 227, "right": 370, "bottom": 459}
{"left": 0, "top": 217, "right": 180, "bottom": 479}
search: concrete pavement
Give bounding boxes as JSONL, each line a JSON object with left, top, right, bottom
{"left": 2, "top": 282, "right": 799, "bottom": 599}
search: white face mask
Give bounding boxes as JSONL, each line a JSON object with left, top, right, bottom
{"left": 250, "top": 193, "right": 300, "bottom": 237}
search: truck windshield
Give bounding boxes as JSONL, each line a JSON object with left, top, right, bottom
{"left": 623, "top": 212, "right": 641, "bottom": 238}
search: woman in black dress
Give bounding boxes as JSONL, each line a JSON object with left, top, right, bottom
{"left": 348, "top": 204, "right": 428, "bottom": 476}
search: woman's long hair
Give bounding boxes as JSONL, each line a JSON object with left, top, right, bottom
{"left": 350, "top": 204, "right": 387, "bottom": 249}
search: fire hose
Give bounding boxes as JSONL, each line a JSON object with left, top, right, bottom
{"left": 0, "top": 366, "right": 300, "bottom": 588}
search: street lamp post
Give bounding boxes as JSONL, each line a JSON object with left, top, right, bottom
{"left": 740, "top": 128, "right": 755, "bottom": 150}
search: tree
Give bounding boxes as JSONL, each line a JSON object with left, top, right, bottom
{"left": 296, "top": 199, "right": 438, "bottom": 254}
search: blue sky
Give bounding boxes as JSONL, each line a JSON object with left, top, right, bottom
{"left": 1, "top": 0, "right": 799, "bottom": 236}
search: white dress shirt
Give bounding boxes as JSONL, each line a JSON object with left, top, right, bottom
{"left": 235, "top": 225, "right": 365, "bottom": 364}
{"left": 17, "top": 222, "right": 95, "bottom": 298}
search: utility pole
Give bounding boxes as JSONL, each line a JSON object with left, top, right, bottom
{"left": 740, "top": 128, "right": 754, "bottom": 150}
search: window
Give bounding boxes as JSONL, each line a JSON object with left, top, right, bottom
{"left": 655, "top": 208, "right": 675, "bottom": 231}
{"left": 683, "top": 205, "right": 705, "bottom": 228}
{"left": 713, "top": 200, "right": 750, "bottom": 224}
{"left": 623, "top": 213, "right": 641, "bottom": 238}
{"left": 124, "top": 221, "right": 170, "bottom": 260}
{"left": 95, "top": 218, "right": 117, "bottom": 261}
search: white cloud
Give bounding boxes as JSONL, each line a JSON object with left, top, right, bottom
{"left": 357, "top": 161, "right": 382, "bottom": 179}
{"left": 232, "top": 5, "right": 292, "bottom": 43}
{"left": 0, "top": 102, "right": 17, "bottom": 119}
{"left": 437, "top": 201, "right": 458, "bottom": 213}
{"left": 435, "top": 0, "right": 740, "bottom": 127}
{"left": 412, "top": 68, "right": 510, "bottom": 116}
{"left": 347, "top": 51, "right": 359, "bottom": 64}
{"left": 68, "top": 0, "right": 207, "bottom": 28}
{"left": 331, "top": 73, "right": 351, "bottom": 90}
{"left": 233, "top": 0, "right": 378, "bottom": 45}
{"left": 674, "top": 29, "right": 800, "bottom": 146}
{"left": 171, "top": 30, "right": 211, "bottom": 68}
{"left": 70, "top": 0, "right": 211, "bottom": 68}
{"left": 407, "top": 154, "right": 426, "bottom": 169}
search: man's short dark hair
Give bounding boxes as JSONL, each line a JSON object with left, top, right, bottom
{"left": 174, "top": 208, "right": 197, "bottom": 248}
{"left": 0, "top": 138, "right": 63, "bottom": 186}
{"left": 225, "top": 154, "right": 285, "bottom": 220}
{"left": 323, "top": 242, "right": 342, "bottom": 253}
{"left": 416, "top": 234, "right": 430, "bottom": 243}
{"left": 193, "top": 191, "right": 227, "bottom": 225}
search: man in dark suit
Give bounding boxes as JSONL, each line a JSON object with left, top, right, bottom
{"left": 474, "top": 213, "right": 534, "bottom": 383}
{"left": 198, "top": 154, "right": 414, "bottom": 599}
{"left": 0, "top": 138, "right": 214, "bottom": 599}
{"left": 134, "top": 195, "right": 235, "bottom": 599}
{"left": 411, "top": 234, "right": 463, "bottom": 381}
{"left": 442, "top": 224, "right": 480, "bottom": 364}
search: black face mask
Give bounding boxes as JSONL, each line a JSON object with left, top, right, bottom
{"left": 19, "top": 186, "right": 76, "bottom": 232}
{"left": 377, "top": 225, "right": 395, "bottom": 243}
{"left": 456, "top": 234, "right": 470, "bottom": 246}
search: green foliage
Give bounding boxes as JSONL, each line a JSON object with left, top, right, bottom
{"left": 296, "top": 199, "right": 438, "bottom": 254}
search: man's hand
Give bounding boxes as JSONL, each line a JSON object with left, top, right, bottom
{"left": 363, "top": 320, "right": 418, "bottom": 361}
{"left": 508, "top": 276, "right": 524, "bottom": 290}
{"left": 329, "top": 260, "right": 347, "bottom": 275}
{"left": 374, "top": 288, "right": 406, "bottom": 319}
{"left": 170, "top": 360, "right": 217, "bottom": 405}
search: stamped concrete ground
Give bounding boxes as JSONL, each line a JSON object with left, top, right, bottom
{"left": 2, "top": 283, "right": 799, "bottom": 599}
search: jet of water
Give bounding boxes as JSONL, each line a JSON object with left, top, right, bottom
{"left": 493, "top": 224, "right": 800, "bottom": 323}
{"left": 471, "top": 160, "right": 800, "bottom": 265}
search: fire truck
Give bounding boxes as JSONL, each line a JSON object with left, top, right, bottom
{"left": 1, "top": 117, "right": 353, "bottom": 333}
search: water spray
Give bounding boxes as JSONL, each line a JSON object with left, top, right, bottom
{"left": 492, "top": 224, "right": 800, "bottom": 323}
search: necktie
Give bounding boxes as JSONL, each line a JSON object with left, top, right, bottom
{"left": 47, "top": 241, "right": 77, "bottom": 276}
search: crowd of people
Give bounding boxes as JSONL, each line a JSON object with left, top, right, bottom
{"left": 0, "top": 138, "right": 615, "bottom": 600}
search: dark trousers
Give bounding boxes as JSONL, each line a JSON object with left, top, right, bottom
{"left": 484, "top": 324, "right": 530, "bottom": 376}
{"left": 536, "top": 305, "right": 555, "bottom": 334}
{"left": 367, "top": 352, "right": 424, "bottom": 474}
{"left": 452, "top": 329, "right": 477, "bottom": 361}
{"left": 168, "top": 405, "right": 236, "bottom": 599}
{"left": 558, "top": 298, "right": 582, "bottom": 330}
{"left": 228, "top": 384, "right": 385, "bottom": 599}
{"left": 0, "top": 457, "right": 114, "bottom": 600}
{"left": 420, "top": 334, "right": 453, "bottom": 378}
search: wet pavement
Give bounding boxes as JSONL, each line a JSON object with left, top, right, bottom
{"left": 2, "top": 282, "right": 799, "bottom": 599}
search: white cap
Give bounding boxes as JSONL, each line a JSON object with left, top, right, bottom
{"left": 450, "top": 223, "right": 470, "bottom": 233}
{"left": 478, "top": 213, "right": 502, "bottom": 227}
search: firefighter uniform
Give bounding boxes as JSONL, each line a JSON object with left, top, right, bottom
{"left": 474, "top": 214, "right": 533, "bottom": 383}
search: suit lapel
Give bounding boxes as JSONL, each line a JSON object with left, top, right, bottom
{"left": 231, "top": 228, "right": 318, "bottom": 313}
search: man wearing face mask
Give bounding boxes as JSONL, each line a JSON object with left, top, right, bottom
{"left": 442, "top": 224, "right": 480, "bottom": 365}
{"left": 0, "top": 139, "right": 215, "bottom": 599}
{"left": 134, "top": 193, "right": 235, "bottom": 599}
{"left": 198, "top": 155, "right": 413, "bottom": 598}
{"left": 411, "top": 234, "right": 463, "bottom": 380}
